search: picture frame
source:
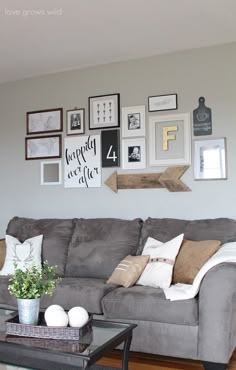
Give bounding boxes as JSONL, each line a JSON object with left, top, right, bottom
{"left": 122, "top": 138, "right": 146, "bottom": 170}
{"left": 26, "top": 108, "right": 63, "bottom": 135}
{"left": 66, "top": 108, "right": 85, "bottom": 135}
{"left": 89, "top": 93, "right": 120, "bottom": 130}
{"left": 25, "top": 135, "right": 62, "bottom": 160}
{"left": 149, "top": 113, "right": 191, "bottom": 166}
{"left": 122, "top": 105, "right": 146, "bottom": 137}
{"left": 194, "top": 138, "right": 227, "bottom": 180}
{"left": 101, "top": 129, "right": 120, "bottom": 168}
{"left": 148, "top": 94, "right": 178, "bottom": 112}
{"left": 40, "top": 160, "right": 62, "bottom": 185}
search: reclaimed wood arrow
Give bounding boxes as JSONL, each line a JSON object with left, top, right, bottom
{"left": 104, "top": 166, "right": 191, "bottom": 193}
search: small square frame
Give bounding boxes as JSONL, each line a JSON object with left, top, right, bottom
{"left": 67, "top": 108, "right": 85, "bottom": 135}
{"left": 122, "top": 138, "right": 146, "bottom": 170}
{"left": 194, "top": 138, "right": 227, "bottom": 180}
{"left": 149, "top": 113, "right": 191, "bottom": 166}
{"left": 148, "top": 94, "right": 178, "bottom": 112}
{"left": 27, "top": 108, "right": 63, "bottom": 135}
{"left": 122, "top": 105, "right": 146, "bottom": 137}
{"left": 40, "top": 160, "right": 62, "bottom": 185}
{"left": 25, "top": 135, "right": 62, "bottom": 160}
{"left": 89, "top": 93, "right": 120, "bottom": 130}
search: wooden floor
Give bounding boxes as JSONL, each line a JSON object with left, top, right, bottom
{"left": 97, "top": 349, "right": 236, "bottom": 369}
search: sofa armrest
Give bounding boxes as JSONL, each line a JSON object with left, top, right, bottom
{"left": 0, "top": 239, "right": 6, "bottom": 270}
{"left": 198, "top": 263, "right": 236, "bottom": 363}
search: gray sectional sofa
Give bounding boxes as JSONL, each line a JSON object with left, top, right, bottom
{"left": 1, "top": 216, "right": 236, "bottom": 370}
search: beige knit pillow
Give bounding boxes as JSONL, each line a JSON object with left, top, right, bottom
{"left": 107, "top": 255, "right": 150, "bottom": 288}
{"left": 172, "top": 239, "right": 221, "bottom": 284}
{"left": 0, "top": 239, "right": 6, "bottom": 270}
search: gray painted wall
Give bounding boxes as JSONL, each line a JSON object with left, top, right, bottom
{"left": 0, "top": 43, "right": 236, "bottom": 237}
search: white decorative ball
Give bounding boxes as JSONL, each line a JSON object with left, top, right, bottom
{"left": 68, "top": 307, "right": 89, "bottom": 328}
{"left": 44, "top": 304, "right": 65, "bottom": 323}
{"left": 45, "top": 309, "right": 69, "bottom": 327}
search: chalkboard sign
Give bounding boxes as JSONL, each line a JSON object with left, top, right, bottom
{"left": 102, "top": 129, "right": 120, "bottom": 167}
{"left": 193, "top": 97, "right": 212, "bottom": 136}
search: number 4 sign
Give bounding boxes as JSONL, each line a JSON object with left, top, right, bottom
{"left": 101, "top": 129, "right": 120, "bottom": 167}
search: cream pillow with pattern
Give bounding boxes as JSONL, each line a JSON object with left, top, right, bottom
{"left": 0, "top": 235, "right": 43, "bottom": 275}
{"left": 136, "top": 234, "right": 184, "bottom": 289}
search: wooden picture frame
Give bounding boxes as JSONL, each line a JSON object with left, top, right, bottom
{"left": 149, "top": 113, "right": 191, "bottom": 166}
{"left": 89, "top": 93, "right": 120, "bottom": 130}
{"left": 122, "top": 138, "right": 146, "bottom": 170}
{"left": 122, "top": 105, "right": 146, "bottom": 137}
{"left": 67, "top": 108, "right": 85, "bottom": 135}
{"left": 194, "top": 138, "right": 227, "bottom": 180}
{"left": 25, "top": 135, "right": 62, "bottom": 160}
{"left": 148, "top": 94, "right": 178, "bottom": 112}
{"left": 27, "top": 108, "right": 63, "bottom": 135}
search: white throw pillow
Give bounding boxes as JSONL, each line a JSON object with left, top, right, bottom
{"left": 0, "top": 235, "right": 43, "bottom": 275}
{"left": 136, "top": 234, "right": 184, "bottom": 289}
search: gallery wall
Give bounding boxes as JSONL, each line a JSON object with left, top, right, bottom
{"left": 0, "top": 42, "right": 236, "bottom": 237}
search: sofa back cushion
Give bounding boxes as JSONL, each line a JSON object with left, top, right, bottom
{"left": 6, "top": 217, "right": 75, "bottom": 276}
{"left": 65, "top": 218, "right": 142, "bottom": 279}
{"left": 138, "top": 217, "right": 236, "bottom": 255}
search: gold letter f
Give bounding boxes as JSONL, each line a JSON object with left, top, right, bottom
{"left": 162, "top": 126, "right": 178, "bottom": 151}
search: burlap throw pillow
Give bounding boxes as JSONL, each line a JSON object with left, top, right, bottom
{"left": 107, "top": 255, "right": 150, "bottom": 288}
{"left": 172, "top": 239, "right": 221, "bottom": 284}
{"left": 0, "top": 239, "right": 6, "bottom": 270}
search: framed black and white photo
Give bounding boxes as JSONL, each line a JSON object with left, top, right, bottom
{"left": 27, "top": 108, "right": 63, "bottom": 135}
{"left": 101, "top": 129, "right": 120, "bottom": 167}
{"left": 122, "top": 138, "right": 146, "bottom": 170}
{"left": 67, "top": 108, "right": 85, "bottom": 135}
{"left": 40, "top": 160, "right": 62, "bottom": 185}
{"left": 194, "top": 138, "right": 227, "bottom": 180}
{"left": 149, "top": 113, "right": 191, "bottom": 166}
{"left": 25, "top": 135, "right": 62, "bottom": 160}
{"left": 89, "top": 93, "right": 120, "bottom": 130}
{"left": 148, "top": 94, "right": 177, "bottom": 112}
{"left": 122, "top": 105, "right": 146, "bottom": 137}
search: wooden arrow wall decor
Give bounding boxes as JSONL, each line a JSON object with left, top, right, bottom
{"left": 105, "top": 166, "right": 191, "bottom": 193}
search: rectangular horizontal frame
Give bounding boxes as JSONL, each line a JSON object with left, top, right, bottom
{"left": 25, "top": 135, "right": 62, "bottom": 160}
{"left": 27, "top": 108, "right": 63, "bottom": 135}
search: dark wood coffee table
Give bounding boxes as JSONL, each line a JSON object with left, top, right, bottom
{"left": 0, "top": 309, "right": 136, "bottom": 370}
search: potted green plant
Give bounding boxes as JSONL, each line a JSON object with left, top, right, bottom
{"left": 8, "top": 261, "right": 60, "bottom": 325}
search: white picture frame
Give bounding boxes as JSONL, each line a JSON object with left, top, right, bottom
{"left": 40, "top": 160, "right": 62, "bottom": 185}
{"left": 194, "top": 138, "right": 227, "bottom": 180}
{"left": 122, "top": 138, "right": 146, "bottom": 170}
{"left": 122, "top": 105, "right": 146, "bottom": 137}
{"left": 149, "top": 113, "right": 191, "bottom": 166}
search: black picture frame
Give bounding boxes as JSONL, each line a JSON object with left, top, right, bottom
{"left": 101, "top": 129, "right": 120, "bottom": 167}
{"left": 89, "top": 93, "right": 120, "bottom": 130}
{"left": 148, "top": 94, "right": 178, "bottom": 112}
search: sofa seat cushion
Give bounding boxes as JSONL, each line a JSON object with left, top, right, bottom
{"left": 65, "top": 218, "right": 142, "bottom": 279}
{"left": 6, "top": 217, "right": 75, "bottom": 276}
{"left": 41, "top": 277, "right": 117, "bottom": 314}
{"left": 102, "top": 285, "right": 198, "bottom": 326}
